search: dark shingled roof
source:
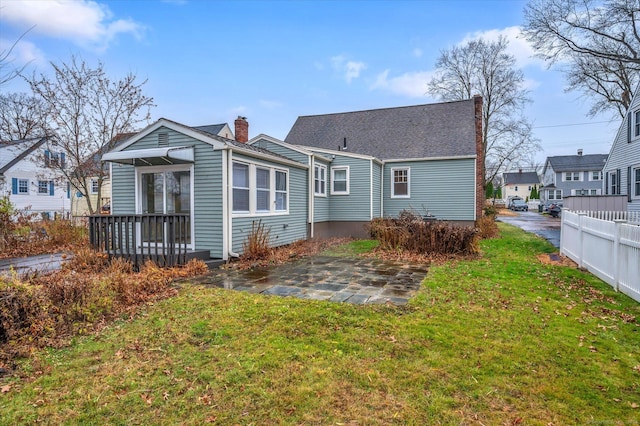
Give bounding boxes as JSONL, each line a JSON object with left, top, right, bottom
{"left": 284, "top": 99, "right": 477, "bottom": 160}
{"left": 193, "top": 124, "right": 227, "bottom": 136}
{"left": 546, "top": 154, "right": 608, "bottom": 172}
{"left": 503, "top": 171, "right": 540, "bottom": 185}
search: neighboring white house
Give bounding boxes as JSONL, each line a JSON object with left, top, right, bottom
{"left": 501, "top": 170, "right": 540, "bottom": 202}
{"left": 603, "top": 84, "right": 640, "bottom": 213}
{"left": 541, "top": 150, "right": 608, "bottom": 205}
{"left": 0, "top": 137, "right": 71, "bottom": 219}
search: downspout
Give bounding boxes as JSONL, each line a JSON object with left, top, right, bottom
{"left": 380, "top": 161, "right": 384, "bottom": 217}
{"left": 309, "top": 155, "right": 315, "bottom": 239}
{"left": 369, "top": 159, "right": 373, "bottom": 220}
{"left": 226, "top": 147, "right": 240, "bottom": 258}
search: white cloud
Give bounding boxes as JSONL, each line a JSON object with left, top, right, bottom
{"left": 259, "top": 99, "right": 283, "bottom": 110}
{"left": 460, "top": 26, "right": 544, "bottom": 69}
{"left": 0, "top": 0, "right": 144, "bottom": 51}
{"left": 371, "top": 69, "right": 435, "bottom": 98}
{"left": 0, "top": 38, "right": 46, "bottom": 68}
{"left": 412, "top": 48, "right": 423, "bottom": 58}
{"left": 330, "top": 55, "right": 367, "bottom": 83}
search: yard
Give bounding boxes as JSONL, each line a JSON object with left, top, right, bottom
{"left": 1, "top": 223, "right": 639, "bottom": 424}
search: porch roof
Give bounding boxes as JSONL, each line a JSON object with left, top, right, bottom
{"left": 102, "top": 146, "right": 194, "bottom": 166}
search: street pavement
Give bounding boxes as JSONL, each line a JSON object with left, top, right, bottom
{"left": 497, "top": 210, "right": 561, "bottom": 248}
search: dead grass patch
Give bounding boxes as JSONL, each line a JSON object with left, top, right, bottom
{"left": 536, "top": 252, "right": 577, "bottom": 267}
{"left": 497, "top": 208, "right": 518, "bottom": 217}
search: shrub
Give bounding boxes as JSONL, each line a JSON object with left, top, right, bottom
{"left": 476, "top": 215, "right": 499, "bottom": 239}
{"left": 242, "top": 220, "right": 272, "bottom": 260}
{"left": 369, "top": 210, "right": 478, "bottom": 255}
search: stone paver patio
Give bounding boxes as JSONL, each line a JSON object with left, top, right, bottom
{"left": 187, "top": 255, "right": 429, "bottom": 305}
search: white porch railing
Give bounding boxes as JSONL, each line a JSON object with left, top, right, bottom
{"left": 561, "top": 210, "right": 640, "bottom": 303}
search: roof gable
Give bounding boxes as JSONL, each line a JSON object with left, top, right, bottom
{"left": 0, "top": 137, "right": 47, "bottom": 175}
{"left": 284, "top": 99, "right": 477, "bottom": 160}
{"left": 503, "top": 171, "right": 539, "bottom": 185}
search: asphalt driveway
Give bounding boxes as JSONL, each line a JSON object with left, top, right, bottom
{"left": 497, "top": 210, "right": 561, "bottom": 248}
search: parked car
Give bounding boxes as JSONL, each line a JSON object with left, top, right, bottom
{"left": 509, "top": 199, "right": 528, "bottom": 212}
{"left": 547, "top": 203, "right": 561, "bottom": 218}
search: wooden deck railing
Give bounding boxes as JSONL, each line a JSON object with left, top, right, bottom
{"left": 89, "top": 214, "right": 190, "bottom": 268}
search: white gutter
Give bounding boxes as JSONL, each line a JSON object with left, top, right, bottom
{"left": 221, "top": 148, "right": 230, "bottom": 260}
{"left": 380, "top": 163, "right": 384, "bottom": 217}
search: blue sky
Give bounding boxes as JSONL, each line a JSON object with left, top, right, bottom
{"left": 0, "top": 0, "right": 620, "bottom": 165}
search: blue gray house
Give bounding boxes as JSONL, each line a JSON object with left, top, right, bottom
{"left": 603, "top": 84, "right": 640, "bottom": 213}
{"left": 102, "top": 97, "right": 483, "bottom": 262}
{"left": 541, "top": 150, "right": 608, "bottom": 204}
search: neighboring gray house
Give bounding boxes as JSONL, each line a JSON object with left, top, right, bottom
{"left": 501, "top": 170, "right": 540, "bottom": 202}
{"left": 102, "top": 97, "right": 484, "bottom": 260}
{"left": 541, "top": 150, "right": 608, "bottom": 204}
{"left": 603, "top": 84, "right": 640, "bottom": 213}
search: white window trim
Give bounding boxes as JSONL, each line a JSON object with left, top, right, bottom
{"left": 314, "top": 164, "right": 327, "bottom": 197}
{"left": 255, "top": 166, "right": 271, "bottom": 213}
{"left": 391, "top": 167, "right": 410, "bottom": 198}
{"left": 589, "top": 171, "right": 603, "bottom": 181}
{"left": 547, "top": 189, "right": 562, "bottom": 200}
{"left": 633, "top": 165, "right": 640, "bottom": 199}
{"left": 232, "top": 162, "right": 250, "bottom": 213}
{"left": 563, "top": 171, "right": 582, "bottom": 182}
{"left": 231, "top": 159, "right": 289, "bottom": 217}
{"left": 37, "top": 180, "right": 49, "bottom": 195}
{"left": 609, "top": 171, "right": 619, "bottom": 195}
{"left": 17, "top": 178, "right": 29, "bottom": 194}
{"left": 634, "top": 109, "right": 640, "bottom": 138}
{"left": 331, "top": 166, "right": 350, "bottom": 195}
{"left": 90, "top": 178, "right": 99, "bottom": 194}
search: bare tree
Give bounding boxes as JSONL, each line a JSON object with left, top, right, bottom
{"left": 427, "top": 36, "right": 540, "bottom": 186}
{"left": 26, "top": 56, "right": 155, "bottom": 214}
{"left": 523, "top": 0, "right": 640, "bottom": 118}
{"left": 0, "top": 27, "right": 34, "bottom": 87}
{"left": 0, "top": 93, "right": 50, "bottom": 141}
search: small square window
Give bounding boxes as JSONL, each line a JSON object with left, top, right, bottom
{"left": 18, "top": 179, "right": 29, "bottom": 194}
{"left": 91, "top": 179, "right": 99, "bottom": 194}
{"left": 331, "top": 166, "right": 349, "bottom": 195}
{"left": 38, "top": 180, "right": 49, "bottom": 194}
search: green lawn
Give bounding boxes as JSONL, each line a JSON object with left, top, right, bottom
{"left": 2, "top": 223, "right": 639, "bottom": 425}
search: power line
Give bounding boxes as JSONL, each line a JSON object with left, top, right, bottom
{"left": 533, "top": 119, "right": 618, "bottom": 129}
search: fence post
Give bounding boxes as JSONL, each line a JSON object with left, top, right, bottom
{"left": 577, "top": 213, "right": 587, "bottom": 269}
{"left": 613, "top": 219, "right": 626, "bottom": 292}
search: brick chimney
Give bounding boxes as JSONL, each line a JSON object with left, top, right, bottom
{"left": 234, "top": 116, "right": 249, "bottom": 143}
{"left": 473, "top": 95, "right": 484, "bottom": 222}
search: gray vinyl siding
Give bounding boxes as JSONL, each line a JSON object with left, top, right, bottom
{"left": 328, "top": 156, "right": 372, "bottom": 222}
{"left": 231, "top": 153, "right": 308, "bottom": 253}
{"left": 111, "top": 164, "right": 136, "bottom": 214}
{"left": 110, "top": 126, "right": 225, "bottom": 258}
{"left": 251, "top": 138, "right": 310, "bottom": 164}
{"left": 604, "top": 91, "right": 640, "bottom": 213}
{"left": 372, "top": 161, "right": 382, "bottom": 218}
{"left": 384, "top": 158, "right": 476, "bottom": 221}
{"left": 313, "top": 158, "right": 330, "bottom": 223}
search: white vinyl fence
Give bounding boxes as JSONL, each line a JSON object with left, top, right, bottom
{"left": 561, "top": 211, "right": 640, "bottom": 303}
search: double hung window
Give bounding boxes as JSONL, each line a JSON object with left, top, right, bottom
{"left": 331, "top": 166, "right": 349, "bottom": 195}
{"left": 391, "top": 167, "right": 410, "bottom": 198}
{"left": 314, "top": 164, "right": 326, "bottom": 196}
{"left": 232, "top": 161, "right": 288, "bottom": 214}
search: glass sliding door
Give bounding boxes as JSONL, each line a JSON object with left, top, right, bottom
{"left": 140, "top": 168, "right": 191, "bottom": 245}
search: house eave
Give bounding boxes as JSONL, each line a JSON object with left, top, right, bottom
{"left": 101, "top": 146, "right": 195, "bottom": 166}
